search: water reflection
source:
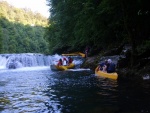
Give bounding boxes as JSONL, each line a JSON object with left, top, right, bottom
{"left": 0, "top": 69, "right": 119, "bottom": 113}
{"left": 43, "top": 71, "right": 119, "bottom": 113}
{"left": 0, "top": 68, "right": 149, "bottom": 113}
{"left": 0, "top": 68, "right": 51, "bottom": 113}
{"left": 118, "top": 80, "right": 150, "bottom": 113}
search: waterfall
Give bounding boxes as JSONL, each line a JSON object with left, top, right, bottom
{"left": 0, "top": 55, "right": 7, "bottom": 69}
{"left": 0, "top": 53, "right": 85, "bottom": 70}
{"left": 0, "top": 53, "right": 52, "bottom": 69}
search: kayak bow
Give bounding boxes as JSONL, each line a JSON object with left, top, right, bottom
{"left": 95, "top": 66, "right": 118, "bottom": 80}
{"left": 50, "top": 63, "right": 75, "bottom": 71}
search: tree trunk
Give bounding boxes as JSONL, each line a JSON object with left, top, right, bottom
{"left": 121, "top": 1, "right": 137, "bottom": 68}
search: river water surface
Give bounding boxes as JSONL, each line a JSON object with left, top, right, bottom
{"left": 0, "top": 67, "right": 150, "bottom": 113}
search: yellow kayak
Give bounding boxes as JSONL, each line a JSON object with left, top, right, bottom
{"left": 95, "top": 67, "right": 118, "bottom": 80}
{"left": 62, "top": 52, "right": 85, "bottom": 58}
{"left": 50, "top": 63, "right": 75, "bottom": 71}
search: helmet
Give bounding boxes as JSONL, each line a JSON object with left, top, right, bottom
{"left": 107, "top": 59, "right": 112, "bottom": 63}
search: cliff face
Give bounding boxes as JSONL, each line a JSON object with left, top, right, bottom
{"left": 81, "top": 45, "right": 150, "bottom": 81}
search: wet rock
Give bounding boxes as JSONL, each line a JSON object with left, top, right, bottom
{"left": 103, "top": 44, "right": 124, "bottom": 56}
{"left": 7, "top": 62, "right": 16, "bottom": 69}
{"left": 81, "top": 44, "right": 150, "bottom": 81}
{"left": 117, "top": 57, "right": 129, "bottom": 68}
{"left": 81, "top": 55, "right": 98, "bottom": 70}
{"left": 6, "top": 60, "right": 23, "bottom": 69}
{"left": 143, "top": 74, "right": 150, "bottom": 80}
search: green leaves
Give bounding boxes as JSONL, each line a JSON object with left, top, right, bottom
{"left": 0, "top": 26, "right": 3, "bottom": 53}
{"left": 0, "top": 1, "right": 49, "bottom": 54}
{"left": 47, "top": 0, "right": 150, "bottom": 57}
{"left": 0, "top": 1, "right": 48, "bottom": 26}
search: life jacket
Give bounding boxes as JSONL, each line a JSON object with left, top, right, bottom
{"left": 63, "top": 60, "right": 67, "bottom": 65}
{"left": 63, "top": 58, "right": 68, "bottom": 65}
{"left": 68, "top": 58, "right": 73, "bottom": 63}
{"left": 107, "top": 63, "right": 116, "bottom": 73}
{"left": 57, "top": 61, "right": 62, "bottom": 66}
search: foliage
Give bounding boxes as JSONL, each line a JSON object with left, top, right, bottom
{"left": 0, "top": 1, "right": 49, "bottom": 54}
{"left": 47, "top": 0, "right": 125, "bottom": 53}
{"left": 137, "top": 40, "right": 150, "bottom": 54}
{"left": 47, "top": 0, "right": 150, "bottom": 65}
{"left": 0, "top": 1, "right": 48, "bottom": 26}
{"left": 0, "top": 26, "right": 3, "bottom": 53}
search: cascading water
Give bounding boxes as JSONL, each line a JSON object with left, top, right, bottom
{"left": 0, "top": 55, "right": 8, "bottom": 69}
{"left": 0, "top": 53, "right": 52, "bottom": 69}
{"left": 0, "top": 53, "right": 85, "bottom": 70}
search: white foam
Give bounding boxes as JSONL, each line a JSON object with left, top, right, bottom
{"left": 0, "top": 66, "right": 50, "bottom": 73}
{"left": 67, "top": 68, "right": 90, "bottom": 71}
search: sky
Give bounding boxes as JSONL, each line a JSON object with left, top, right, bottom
{"left": 2, "top": 0, "right": 50, "bottom": 18}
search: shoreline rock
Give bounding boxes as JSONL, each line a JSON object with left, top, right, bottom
{"left": 81, "top": 45, "right": 150, "bottom": 81}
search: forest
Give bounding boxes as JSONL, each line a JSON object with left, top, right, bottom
{"left": 0, "top": 0, "right": 150, "bottom": 66}
{"left": 47, "top": 0, "right": 150, "bottom": 66}
{"left": 0, "top": 1, "right": 49, "bottom": 53}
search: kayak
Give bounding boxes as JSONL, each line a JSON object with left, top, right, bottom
{"left": 50, "top": 63, "right": 75, "bottom": 71}
{"left": 95, "top": 66, "right": 118, "bottom": 80}
{"left": 62, "top": 52, "right": 85, "bottom": 58}
{"left": 78, "top": 52, "right": 86, "bottom": 58}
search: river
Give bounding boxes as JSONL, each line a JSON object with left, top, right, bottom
{"left": 0, "top": 54, "right": 150, "bottom": 113}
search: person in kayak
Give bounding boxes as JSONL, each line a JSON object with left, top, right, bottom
{"left": 63, "top": 57, "right": 68, "bottom": 66}
{"left": 102, "top": 64, "right": 107, "bottom": 73}
{"left": 97, "top": 60, "right": 108, "bottom": 72}
{"left": 85, "top": 46, "right": 90, "bottom": 58}
{"left": 68, "top": 57, "right": 73, "bottom": 65}
{"left": 57, "top": 59, "right": 63, "bottom": 66}
{"left": 107, "top": 59, "right": 116, "bottom": 73}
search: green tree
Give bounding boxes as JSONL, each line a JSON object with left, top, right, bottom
{"left": 0, "top": 26, "right": 3, "bottom": 53}
{"left": 0, "top": 1, "right": 49, "bottom": 54}
{"left": 0, "top": 1, "right": 48, "bottom": 26}
{"left": 47, "top": 0, "right": 150, "bottom": 67}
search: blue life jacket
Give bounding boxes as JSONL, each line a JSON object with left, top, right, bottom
{"left": 107, "top": 63, "right": 116, "bottom": 73}
{"left": 99, "top": 62, "right": 105, "bottom": 70}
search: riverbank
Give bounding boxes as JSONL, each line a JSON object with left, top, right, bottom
{"left": 81, "top": 45, "right": 150, "bottom": 81}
